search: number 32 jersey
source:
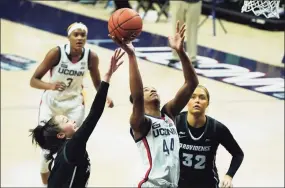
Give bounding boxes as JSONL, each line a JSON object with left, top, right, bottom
{"left": 48, "top": 44, "right": 89, "bottom": 101}
{"left": 175, "top": 112, "right": 221, "bottom": 187}
{"left": 132, "top": 111, "right": 180, "bottom": 188}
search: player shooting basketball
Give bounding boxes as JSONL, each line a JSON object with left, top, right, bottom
{"left": 109, "top": 20, "right": 199, "bottom": 187}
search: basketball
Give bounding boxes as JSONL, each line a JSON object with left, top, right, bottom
{"left": 108, "top": 8, "right": 143, "bottom": 41}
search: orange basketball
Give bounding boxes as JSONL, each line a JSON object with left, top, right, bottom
{"left": 108, "top": 8, "right": 143, "bottom": 42}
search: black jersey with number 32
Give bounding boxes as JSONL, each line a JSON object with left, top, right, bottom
{"left": 176, "top": 112, "right": 225, "bottom": 187}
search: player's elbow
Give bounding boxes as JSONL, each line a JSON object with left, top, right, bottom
{"left": 234, "top": 149, "right": 244, "bottom": 162}
{"left": 30, "top": 77, "right": 36, "bottom": 88}
{"left": 239, "top": 150, "right": 244, "bottom": 160}
{"left": 30, "top": 76, "right": 42, "bottom": 89}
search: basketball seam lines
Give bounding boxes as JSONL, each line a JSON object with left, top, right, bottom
{"left": 118, "top": 27, "right": 142, "bottom": 31}
{"left": 118, "top": 15, "right": 141, "bottom": 30}
{"left": 109, "top": 10, "right": 141, "bottom": 37}
{"left": 116, "top": 15, "right": 140, "bottom": 38}
{"left": 109, "top": 9, "right": 128, "bottom": 34}
{"left": 110, "top": 13, "right": 119, "bottom": 37}
{"left": 110, "top": 11, "right": 123, "bottom": 38}
{"left": 114, "top": 10, "right": 125, "bottom": 39}
{"left": 108, "top": 16, "right": 115, "bottom": 33}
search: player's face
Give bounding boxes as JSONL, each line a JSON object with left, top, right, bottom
{"left": 68, "top": 29, "right": 87, "bottom": 50}
{"left": 143, "top": 86, "right": 160, "bottom": 103}
{"left": 188, "top": 87, "right": 209, "bottom": 115}
{"left": 55, "top": 115, "right": 77, "bottom": 138}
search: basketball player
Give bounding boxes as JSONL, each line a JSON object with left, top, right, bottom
{"left": 110, "top": 21, "right": 199, "bottom": 187}
{"left": 175, "top": 85, "right": 244, "bottom": 188}
{"left": 29, "top": 22, "right": 114, "bottom": 184}
{"left": 30, "top": 48, "right": 124, "bottom": 188}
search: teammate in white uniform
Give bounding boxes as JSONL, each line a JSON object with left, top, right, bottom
{"left": 109, "top": 21, "right": 199, "bottom": 187}
{"left": 30, "top": 22, "right": 114, "bottom": 185}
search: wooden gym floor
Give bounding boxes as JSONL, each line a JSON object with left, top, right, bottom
{"left": 1, "top": 1, "right": 284, "bottom": 187}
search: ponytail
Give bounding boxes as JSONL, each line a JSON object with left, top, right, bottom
{"left": 31, "top": 125, "right": 47, "bottom": 149}
{"left": 30, "top": 117, "right": 66, "bottom": 161}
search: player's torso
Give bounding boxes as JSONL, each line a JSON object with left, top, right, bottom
{"left": 48, "top": 147, "right": 91, "bottom": 188}
{"left": 137, "top": 114, "right": 180, "bottom": 187}
{"left": 176, "top": 113, "right": 220, "bottom": 185}
{"left": 48, "top": 44, "right": 89, "bottom": 100}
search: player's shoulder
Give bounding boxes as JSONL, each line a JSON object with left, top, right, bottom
{"left": 160, "top": 105, "right": 170, "bottom": 118}
{"left": 206, "top": 115, "right": 228, "bottom": 132}
{"left": 173, "top": 111, "right": 187, "bottom": 127}
{"left": 55, "top": 43, "right": 68, "bottom": 52}
{"left": 174, "top": 110, "right": 187, "bottom": 120}
{"left": 47, "top": 45, "right": 61, "bottom": 54}
{"left": 87, "top": 48, "right": 97, "bottom": 56}
{"left": 177, "top": 111, "right": 188, "bottom": 118}
{"left": 43, "top": 46, "right": 61, "bottom": 63}
{"left": 174, "top": 111, "right": 187, "bottom": 120}
{"left": 50, "top": 44, "right": 66, "bottom": 56}
{"left": 58, "top": 43, "right": 66, "bottom": 48}
{"left": 88, "top": 49, "right": 99, "bottom": 62}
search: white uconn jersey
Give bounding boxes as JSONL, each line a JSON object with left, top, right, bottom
{"left": 48, "top": 44, "right": 89, "bottom": 101}
{"left": 135, "top": 114, "right": 180, "bottom": 188}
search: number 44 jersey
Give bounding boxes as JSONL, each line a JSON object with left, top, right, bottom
{"left": 48, "top": 44, "right": 89, "bottom": 101}
{"left": 132, "top": 111, "right": 180, "bottom": 188}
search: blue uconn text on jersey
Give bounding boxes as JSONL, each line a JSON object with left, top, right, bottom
{"left": 136, "top": 115, "right": 180, "bottom": 187}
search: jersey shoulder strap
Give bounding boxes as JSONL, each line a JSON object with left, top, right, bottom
{"left": 175, "top": 111, "right": 187, "bottom": 130}
{"left": 87, "top": 49, "right": 94, "bottom": 70}
{"left": 59, "top": 44, "right": 67, "bottom": 55}
{"left": 83, "top": 47, "right": 90, "bottom": 63}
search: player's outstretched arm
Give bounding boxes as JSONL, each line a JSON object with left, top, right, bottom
{"left": 109, "top": 35, "right": 148, "bottom": 135}
{"left": 89, "top": 51, "right": 115, "bottom": 108}
{"left": 30, "top": 47, "right": 66, "bottom": 91}
{"left": 64, "top": 49, "right": 124, "bottom": 164}
{"left": 127, "top": 46, "right": 146, "bottom": 132}
{"left": 163, "top": 21, "right": 199, "bottom": 119}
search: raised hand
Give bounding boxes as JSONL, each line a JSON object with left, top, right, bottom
{"left": 108, "top": 34, "right": 135, "bottom": 55}
{"left": 103, "top": 48, "right": 125, "bottom": 107}
{"left": 168, "top": 21, "right": 186, "bottom": 52}
{"left": 107, "top": 48, "right": 125, "bottom": 75}
{"left": 103, "top": 48, "right": 125, "bottom": 84}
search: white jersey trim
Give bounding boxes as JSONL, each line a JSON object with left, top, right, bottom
{"left": 137, "top": 138, "right": 152, "bottom": 188}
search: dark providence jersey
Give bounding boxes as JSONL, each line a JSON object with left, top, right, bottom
{"left": 48, "top": 143, "right": 90, "bottom": 188}
{"left": 47, "top": 81, "right": 109, "bottom": 188}
{"left": 175, "top": 112, "right": 244, "bottom": 188}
